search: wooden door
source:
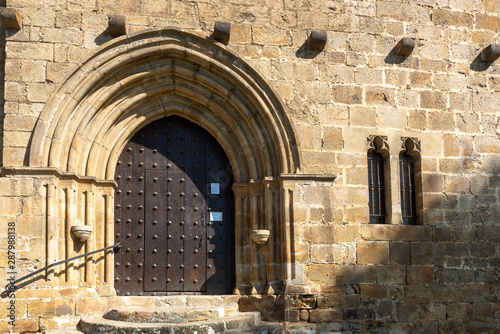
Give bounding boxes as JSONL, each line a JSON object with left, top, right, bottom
{"left": 114, "top": 116, "right": 235, "bottom": 295}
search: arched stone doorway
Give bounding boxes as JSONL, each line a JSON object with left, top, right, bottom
{"left": 27, "top": 28, "right": 307, "bottom": 296}
{"left": 114, "top": 116, "right": 235, "bottom": 295}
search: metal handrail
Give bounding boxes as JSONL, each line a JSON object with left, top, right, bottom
{"left": 6, "top": 243, "right": 121, "bottom": 292}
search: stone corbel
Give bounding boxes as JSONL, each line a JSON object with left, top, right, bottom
{"left": 213, "top": 21, "right": 230, "bottom": 45}
{"left": 395, "top": 37, "right": 416, "bottom": 57}
{"left": 0, "top": 8, "right": 22, "bottom": 29}
{"left": 307, "top": 31, "right": 327, "bottom": 51}
{"left": 481, "top": 44, "right": 500, "bottom": 63}
{"left": 108, "top": 14, "right": 128, "bottom": 37}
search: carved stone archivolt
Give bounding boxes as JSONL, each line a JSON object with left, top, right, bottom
{"left": 25, "top": 28, "right": 325, "bottom": 295}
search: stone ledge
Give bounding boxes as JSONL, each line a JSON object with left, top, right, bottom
{"left": 361, "top": 224, "right": 432, "bottom": 241}
{"left": 1, "top": 166, "right": 117, "bottom": 187}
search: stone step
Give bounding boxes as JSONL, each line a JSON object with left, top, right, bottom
{"left": 104, "top": 305, "right": 238, "bottom": 323}
{"left": 108, "top": 295, "right": 240, "bottom": 309}
{"left": 79, "top": 312, "right": 261, "bottom": 334}
{"left": 223, "top": 322, "right": 284, "bottom": 334}
{"left": 43, "top": 329, "right": 84, "bottom": 334}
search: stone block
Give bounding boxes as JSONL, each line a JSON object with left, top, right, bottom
{"left": 396, "top": 303, "right": 420, "bottom": 323}
{"left": 334, "top": 225, "right": 360, "bottom": 243}
{"left": 378, "top": 107, "right": 406, "bottom": 129}
{"left": 322, "top": 126, "right": 343, "bottom": 151}
{"left": 0, "top": 197, "right": 22, "bottom": 215}
{"left": 28, "top": 299, "right": 75, "bottom": 317}
{"left": 361, "top": 224, "right": 431, "bottom": 241}
{"left": 252, "top": 26, "right": 291, "bottom": 46}
{"left": 349, "top": 106, "right": 376, "bottom": 127}
{"left": 311, "top": 244, "right": 334, "bottom": 263}
{"left": 357, "top": 241, "right": 389, "bottom": 264}
{"left": 354, "top": 68, "right": 382, "bottom": 85}
{"left": 407, "top": 266, "right": 434, "bottom": 284}
{"left": 15, "top": 288, "right": 59, "bottom": 299}
{"left": 433, "top": 9, "right": 473, "bottom": 27}
{"left": 317, "top": 294, "right": 341, "bottom": 309}
{"left": 332, "top": 85, "right": 363, "bottom": 105}
{"left": 422, "top": 173, "right": 444, "bottom": 193}
{"left": 7, "top": 42, "right": 54, "bottom": 61}
{"left": 408, "top": 109, "right": 426, "bottom": 130}
{"left": 389, "top": 241, "right": 411, "bottom": 265}
{"left": 346, "top": 206, "right": 369, "bottom": 224}
{"left": 76, "top": 297, "right": 112, "bottom": 315}
{"left": 297, "top": 124, "right": 322, "bottom": 150}
{"left": 287, "top": 295, "right": 316, "bottom": 309}
{"left": 238, "top": 295, "right": 280, "bottom": 321}
{"left": 27, "top": 82, "right": 56, "bottom": 103}
{"left": 410, "top": 71, "right": 432, "bottom": 88}
{"left": 397, "top": 90, "right": 419, "bottom": 108}
{"left": 365, "top": 87, "right": 395, "bottom": 106}
{"left": 360, "top": 285, "right": 390, "bottom": 299}
{"left": 0, "top": 299, "right": 27, "bottom": 319}
{"left": 306, "top": 264, "right": 336, "bottom": 285}
{"left": 377, "top": 2, "right": 419, "bottom": 22}
{"left": 447, "top": 302, "right": 473, "bottom": 319}
{"left": 421, "top": 303, "right": 446, "bottom": 320}
{"left": 411, "top": 242, "right": 437, "bottom": 265}
{"left": 406, "top": 285, "right": 431, "bottom": 304}
{"left": 335, "top": 264, "right": 376, "bottom": 284}
{"left": 421, "top": 91, "right": 447, "bottom": 111}
{"left": 23, "top": 8, "right": 56, "bottom": 27}
{"left": 376, "top": 265, "right": 405, "bottom": 284}
{"left": 11, "top": 319, "right": 39, "bottom": 333}
{"left": 473, "top": 92, "right": 500, "bottom": 113}
{"left": 309, "top": 308, "right": 342, "bottom": 322}
{"left": 4, "top": 81, "right": 26, "bottom": 102}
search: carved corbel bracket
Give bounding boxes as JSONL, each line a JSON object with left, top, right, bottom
{"left": 395, "top": 37, "right": 416, "bottom": 57}
{"left": 367, "top": 135, "right": 389, "bottom": 155}
{"left": 213, "top": 21, "right": 230, "bottom": 45}
{"left": 108, "top": 14, "right": 128, "bottom": 37}
{"left": 308, "top": 31, "right": 327, "bottom": 51}
{"left": 400, "top": 137, "right": 421, "bottom": 156}
{"left": 0, "top": 8, "right": 22, "bottom": 29}
{"left": 481, "top": 44, "right": 500, "bottom": 63}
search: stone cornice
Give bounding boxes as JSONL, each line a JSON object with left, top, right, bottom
{"left": 0, "top": 167, "right": 117, "bottom": 187}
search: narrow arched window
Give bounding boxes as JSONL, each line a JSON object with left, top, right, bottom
{"left": 400, "top": 151, "right": 417, "bottom": 225}
{"left": 368, "top": 150, "right": 386, "bottom": 224}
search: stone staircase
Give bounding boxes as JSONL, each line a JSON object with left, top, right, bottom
{"left": 44, "top": 295, "right": 283, "bottom": 334}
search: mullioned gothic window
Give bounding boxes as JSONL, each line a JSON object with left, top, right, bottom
{"left": 367, "top": 136, "right": 422, "bottom": 225}
{"left": 400, "top": 137, "right": 422, "bottom": 225}
{"left": 367, "top": 136, "right": 390, "bottom": 224}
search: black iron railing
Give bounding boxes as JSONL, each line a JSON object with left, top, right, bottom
{"left": 6, "top": 243, "right": 121, "bottom": 292}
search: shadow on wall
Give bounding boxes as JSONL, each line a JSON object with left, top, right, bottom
{"left": 321, "top": 152, "right": 500, "bottom": 332}
{"left": 0, "top": 0, "right": 6, "bottom": 167}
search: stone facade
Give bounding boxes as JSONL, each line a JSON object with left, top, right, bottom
{"left": 0, "top": 0, "right": 499, "bottom": 333}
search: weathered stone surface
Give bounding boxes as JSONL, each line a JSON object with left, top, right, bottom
{"left": 1, "top": 1, "right": 500, "bottom": 333}
{"left": 357, "top": 241, "right": 389, "bottom": 264}
{"left": 28, "top": 299, "right": 75, "bottom": 317}
{"left": 308, "top": 308, "right": 342, "bottom": 322}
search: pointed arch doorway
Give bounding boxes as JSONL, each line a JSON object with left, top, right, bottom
{"left": 114, "top": 116, "right": 235, "bottom": 295}
{"left": 28, "top": 29, "right": 304, "bottom": 299}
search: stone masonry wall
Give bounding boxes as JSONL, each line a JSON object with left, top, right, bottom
{"left": 1, "top": 0, "right": 500, "bottom": 333}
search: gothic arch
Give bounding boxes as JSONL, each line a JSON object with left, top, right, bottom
{"left": 28, "top": 28, "right": 304, "bottom": 294}
{"left": 29, "top": 28, "right": 301, "bottom": 183}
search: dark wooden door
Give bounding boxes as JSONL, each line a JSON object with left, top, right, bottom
{"left": 114, "top": 116, "right": 235, "bottom": 295}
